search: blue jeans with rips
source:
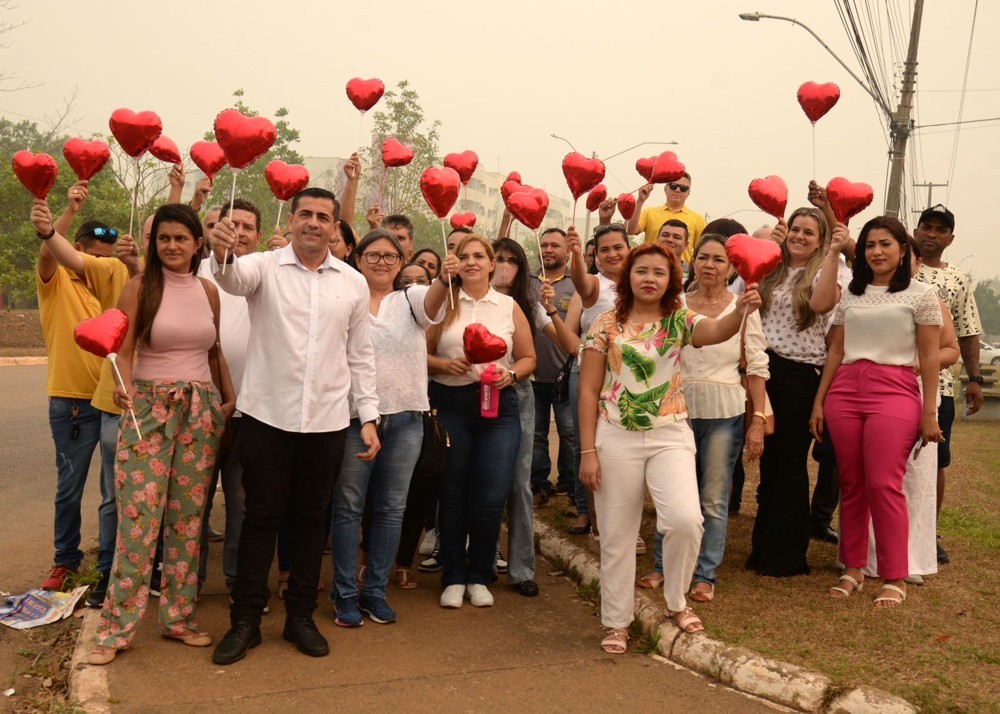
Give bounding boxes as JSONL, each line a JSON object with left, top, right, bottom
{"left": 49, "top": 397, "right": 101, "bottom": 569}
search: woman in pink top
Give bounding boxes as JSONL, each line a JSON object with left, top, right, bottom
{"left": 89, "top": 204, "right": 234, "bottom": 665}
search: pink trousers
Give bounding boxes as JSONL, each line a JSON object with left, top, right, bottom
{"left": 824, "top": 360, "right": 921, "bottom": 580}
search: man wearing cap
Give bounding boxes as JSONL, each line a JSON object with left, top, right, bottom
{"left": 914, "top": 204, "right": 984, "bottom": 565}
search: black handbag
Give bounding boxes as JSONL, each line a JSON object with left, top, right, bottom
{"left": 554, "top": 355, "right": 575, "bottom": 405}
{"left": 412, "top": 409, "right": 450, "bottom": 486}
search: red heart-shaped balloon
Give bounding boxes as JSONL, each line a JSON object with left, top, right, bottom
{"left": 109, "top": 108, "right": 163, "bottom": 158}
{"left": 635, "top": 156, "right": 656, "bottom": 182}
{"left": 74, "top": 308, "right": 128, "bottom": 358}
{"left": 444, "top": 151, "right": 479, "bottom": 185}
{"left": 463, "top": 323, "right": 509, "bottom": 364}
{"left": 508, "top": 187, "right": 549, "bottom": 231}
{"left": 214, "top": 109, "right": 277, "bottom": 170}
{"left": 450, "top": 212, "right": 477, "bottom": 230}
{"left": 748, "top": 175, "right": 788, "bottom": 219}
{"left": 585, "top": 184, "right": 607, "bottom": 212}
{"left": 11, "top": 151, "right": 58, "bottom": 199}
{"left": 190, "top": 141, "right": 227, "bottom": 180}
{"left": 501, "top": 179, "right": 529, "bottom": 205}
{"left": 506, "top": 171, "right": 522, "bottom": 184}
{"left": 826, "top": 177, "right": 874, "bottom": 224}
{"left": 265, "top": 160, "right": 310, "bottom": 202}
{"left": 346, "top": 78, "right": 385, "bottom": 113}
{"left": 797, "top": 82, "right": 841, "bottom": 123}
{"left": 562, "top": 152, "right": 606, "bottom": 200}
{"left": 650, "top": 151, "right": 685, "bottom": 184}
{"left": 381, "top": 138, "right": 414, "bottom": 168}
{"left": 726, "top": 234, "right": 783, "bottom": 285}
{"left": 150, "top": 135, "right": 182, "bottom": 165}
{"left": 420, "top": 167, "right": 462, "bottom": 219}
{"left": 617, "top": 193, "right": 636, "bottom": 221}
{"left": 62, "top": 139, "right": 111, "bottom": 181}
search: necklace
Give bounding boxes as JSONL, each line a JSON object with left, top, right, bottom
{"left": 689, "top": 291, "right": 729, "bottom": 306}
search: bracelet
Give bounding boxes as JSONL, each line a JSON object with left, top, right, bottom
{"left": 36, "top": 228, "right": 55, "bottom": 241}
{"left": 546, "top": 309, "right": 558, "bottom": 317}
{"left": 753, "top": 411, "right": 767, "bottom": 422}
{"left": 580, "top": 448, "right": 596, "bottom": 455}
{"left": 437, "top": 272, "right": 450, "bottom": 286}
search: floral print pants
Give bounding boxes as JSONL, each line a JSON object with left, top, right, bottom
{"left": 96, "top": 380, "right": 224, "bottom": 650}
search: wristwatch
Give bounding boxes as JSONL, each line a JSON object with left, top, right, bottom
{"left": 546, "top": 309, "right": 558, "bottom": 317}
{"left": 968, "top": 375, "right": 984, "bottom": 385}
{"left": 509, "top": 369, "right": 518, "bottom": 384}
{"left": 364, "top": 416, "right": 382, "bottom": 429}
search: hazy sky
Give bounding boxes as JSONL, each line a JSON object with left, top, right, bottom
{"left": 4, "top": 0, "right": 998, "bottom": 276}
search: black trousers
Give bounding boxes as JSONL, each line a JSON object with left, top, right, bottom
{"left": 230, "top": 415, "right": 346, "bottom": 624}
{"left": 746, "top": 351, "right": 820, "bottom": 577}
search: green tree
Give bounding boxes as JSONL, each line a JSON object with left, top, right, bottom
{"left": 202, "top": 89, "right": 303, "bottom": 236}
{"left": 974, "top": 278, "right": 1000, "bottom": 337}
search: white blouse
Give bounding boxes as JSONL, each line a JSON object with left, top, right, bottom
{"left": 681, "top": 295, "right": 770, "bottom": 420}
{"left": 580, "top": 272, "right": 617, "bottom": 336}
{"left": 833, "top": 281, "right": 942, "bottom": 366}
{"left": 433, "top": 287, "right": 516, "bottom": 387}
{"left": 762, "top": 267, "right": 843, "bottom": 366}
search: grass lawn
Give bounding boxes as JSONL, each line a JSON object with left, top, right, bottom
{"left": 535, "top": 420, "right": 1000, "bottom": 713}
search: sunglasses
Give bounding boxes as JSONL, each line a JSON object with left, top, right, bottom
{"left": 594, "top": 223, "right": 626, "bottom": 238}
{"left": 87, "top": 227, "right": 119, "bottom": 242}
{"left": 667, "top": 183, "right": 690, "bottom": 193}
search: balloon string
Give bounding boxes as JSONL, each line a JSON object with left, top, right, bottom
{"left": 439, "top": 220, "right": 454, "bottom": 310}
{"left": 812, "top": 123, "right": 817, "bottom": 180}
{"left": 109, "top": 355, "right": 142, "bottom": 439}
{"left": 376, "top": 166, "right": 387, "bottom": 206}
{"left": 571, "top": 199, "right": 578, "bottom": 230}
{"left": 274, "top": 200, "right": 284, "bottom": 231}
{"left": 356, "top": 112, "right": 365, "bottom": 154}
{"left": 129, "top": 159, "right": 140, "bottom": 256}
{"left": 222, "top": 168, "right": 238, "bottom": 275}
{"left": 536, "top": 231, "right": 546, "bottom": 281}
{"left": 463, "top": 185, "right": 468, "bottom": 213}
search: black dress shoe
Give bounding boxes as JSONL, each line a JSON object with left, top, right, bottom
{"left": 213, "top": 620, "right": 262, "bottom": 665}
{"left": 568, "top": 522, "right": 591, "bottom": 535}
{"left": 811, "top": 525, "right": 839, "bottom": 544}
{"left": 283, "top": 615, "right": 329, "bottom": 657}
{"left": 937, "top": 541, "right": 950, "bottom": 564}
{"left": 514, "top": 580, "right": 539, "bottom": 597}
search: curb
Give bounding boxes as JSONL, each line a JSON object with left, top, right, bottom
{"left": 533, "top": 521, "right": 917, "bottom": 714}
{"left": 0, "top": 356, "right": 46, "bottom": 366}
{"left": 68, "top": 609, "right": 111, "bottom": 713}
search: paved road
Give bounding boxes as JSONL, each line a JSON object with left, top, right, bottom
{"left": 1, "top": 365, "right": 777, "bottom": 713}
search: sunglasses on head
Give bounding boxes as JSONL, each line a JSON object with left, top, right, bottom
{"left": 667, "top": 183, "right": 690, "bottom": 193}
{"left": 594, "top": 223, "right": 626, "bottom": 238}
{"left": 87, "top": 227, "right": 118, "bottom": 242}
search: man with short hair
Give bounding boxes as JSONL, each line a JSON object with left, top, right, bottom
{"left": 210, "top": 187, "right": 380, "bottom": 664}
{"left": 381, "top": 214, "right": 415, "bottom": 261}
{"left": 446, "top": 226, "right": 472, "bottom": 254}
{"left": 627, "top": 172, "right": 706, "bottom": 263}
{"left": 529, "top": 228, "right": 577, "bottom": 500}
{"left": 914, "top": 204, "right": 983, "bottom": 565}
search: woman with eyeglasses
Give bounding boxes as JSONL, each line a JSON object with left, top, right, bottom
{"left": 426, "top": 234, "right": 537, "bottom": 609}
{"left": 565, "top": 222, "right": 631, "bottom": 540}
{"left": 396, "top": 262, "right": 432, "bottom": 289}
{"left": 328, "top": 230, "right": 458, "bottom": 626}
{"left": 746, "top": 207, "right": 850, "bottom": 578}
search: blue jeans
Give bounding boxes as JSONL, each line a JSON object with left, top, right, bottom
{"left": 49, "top": 397, "right": 101, "bottom": 569}
{"left": 652, "top": 415, "right": 744, "bottom": 585}
{"left": 530, "top": 381, "right": 576, "bottom": 496}
{"left": 430, "top": 382, "right": 520, "bottom": 587}
{"left": 507, "top": 380, "right": 536, "bottom": 583}
{"left": 331, "top": 413, "right": 423, "bottom": 600}
{"left": 567, "top": 360, "right": 589, "bottom": 517}
{"left": 97, "top": 411, "right": 119, "bottom": 574}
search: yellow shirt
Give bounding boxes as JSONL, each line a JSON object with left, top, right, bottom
{"left": 37, "top": 253, "right": 131, "bottom": 400}
{"left": 637, "top": 204, "right": 707, "bottom": 263}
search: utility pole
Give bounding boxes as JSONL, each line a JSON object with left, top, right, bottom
{"left": 912, "top": 181, "right": 949, "bottom": 218}
{"left": 885, "top": 0, "right": 925, "bottom": 218}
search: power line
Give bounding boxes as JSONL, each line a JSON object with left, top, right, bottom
{"left": 945, "top": 0, "right": 979, "bottom": 205}
{"left": 915, "top": 116, "right": 1000, "bottom": 129}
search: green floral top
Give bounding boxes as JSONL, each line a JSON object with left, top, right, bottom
{"left": 584, "top": 308, "right": 703, "bottom": 431}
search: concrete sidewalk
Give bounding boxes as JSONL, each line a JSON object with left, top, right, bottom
{"left": 71, "top": 546, "right": 776, "bottom": 713}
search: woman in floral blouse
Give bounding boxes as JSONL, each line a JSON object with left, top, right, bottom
{"left": 578, "top": 243, "right": 761, "bottom": 654}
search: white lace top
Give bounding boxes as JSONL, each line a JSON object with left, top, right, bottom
{"left": 833, "top": 281, "right": 942, "bottom": 366}
{"left": 761, "top": 267, "right": 843, "bottom": 366}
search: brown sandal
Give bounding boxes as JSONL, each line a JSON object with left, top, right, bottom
{"left": 395, "top": 568, "right": 417, "bottom": 590}
{"left": 690, "top": 582, "right": 715, "bottom": 603}
{"left": 638, "top": 571, "right": 664, "bottom": 589}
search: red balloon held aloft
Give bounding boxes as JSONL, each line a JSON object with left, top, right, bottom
{"left": 585, "top": 184, "right": 607, "bottom": 212}
{"left": 561, "top": 152, "right": 605, "bottom": 200}
{"left": 797, "top": 82, "right": 841, "bottom": 123}
{"left": 501, "top": 178, "right": 529, "bottom": 206}
{"left": 74, "top": 309, "right": 128, "bottom": 359}
{"left": 450, "top": 212, "right": 477, "bottom": 230}
{"left": 190, "top": 141, "right": 227, "bottom": 180}
{"left": 420, "top": 167, "right": 462, "bottom": 219}
{"left": 617, "top": 193, "right": 636, "bottom": 221}
{"left": 150, "top": 135, "right": 182, "bottom": 165}
{"left": 826, "top": 177, "right": 874, "bottom": 224}
{"left": 635, "top": 156, "right": 656, "bottom": 182}
{"left": 12, "top": 151, "right": 58, "bottom": 199}
{"left": 63, "top": 139, "right": 111, "bottom": 181}
{"left": 214, "top": 109, "right": 277, "bottom": 170}
{"left": 444, "top": 151, "right": 479, "bottom": 185}
{"left": 748, "top": 175, "right": 788, "bottom": 219}
{"left": 346, "top": 78, "right": 385, "bottom": 113}
{"left": 464, "top": 323, "right": 508, "bottom": 364}
{"left": 726, "top": 234, "right": 783, "bottom": 285}
{"left": 109, "top": 108, "right": 162, "bottom": 158}
{"left": 265, "top": 161, "right": 310, "bottom": 202}
{"left": 506, "top": 171, "right": 522, "bottom": 184}
{"left": 650, "top": 151, "right": 685, "bottom": 184}
{"left": 381, "top": 138, "right": 414, "bottom": 168}
{"left": 507, "top": 187, "right": 549, "bottom": 231}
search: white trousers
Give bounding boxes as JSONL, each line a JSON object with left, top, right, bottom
{"left": 594, "top": 419, "right": 704, "bottom": 626}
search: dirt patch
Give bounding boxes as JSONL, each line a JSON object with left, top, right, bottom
{"left": 536, "top": 421, "right": 1000, "bottom": 713}
{"left": 0, "top": 311, "right": 45, "bottom": 358}
{"left": 0, "top": 616, "right": 80, "bottom": 714}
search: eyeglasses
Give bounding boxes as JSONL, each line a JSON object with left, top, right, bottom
{"left": 495, "top": 255, "right": 520, "bottom": 265}
{"left": 88, "top": 227, "right": 118, "bottom": 242}
{"left": 667, "top": 183, "right": 690, "bottom": 193}
{"left": 594, "top": 223, "right": 625, "bottom": 238}
{"left": 398, "top": 276, "right": 430, "bottom": 287}
{"left": 360, "top": 252, "right": 400, "bottom": 266}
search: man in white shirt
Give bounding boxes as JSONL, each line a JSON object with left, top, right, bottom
{"left": 209, "top": 187, "right": 381, "bottom": 664}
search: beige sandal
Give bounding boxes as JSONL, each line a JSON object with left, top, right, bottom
{"left": 601, "top": 628, "right": 629, "bottom": 654}
{"left": 690, "top": 582, "right": 715, "bottom": 603}
{"left": 830, "top": 574, "right": 864, "bottom": 599}
{"left": 395, "top": 568, "right": 417, "bottom": 590}
{"left": 667, "top": 607, "right": 704, "bottom": 634}
{"left": 162, "top": 630, "right": 212, "bottom": 647}
{"left": 638, "top": 571, "right": 664, "bottom": 589}
{"left": 874, "top": 583, "right": 907, "bottom": 608}
{"left": 87, "top": 645, "right": 117, "bottom": 666}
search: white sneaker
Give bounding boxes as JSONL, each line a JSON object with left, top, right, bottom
{"left": 466, "top": 583, "right": 494, "bottom": 607}
{"left": 419, "top": 528, "right": 437, "bottom": 556}
{"left": 440, "top": 584, "right": 465, "bottom": 609}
